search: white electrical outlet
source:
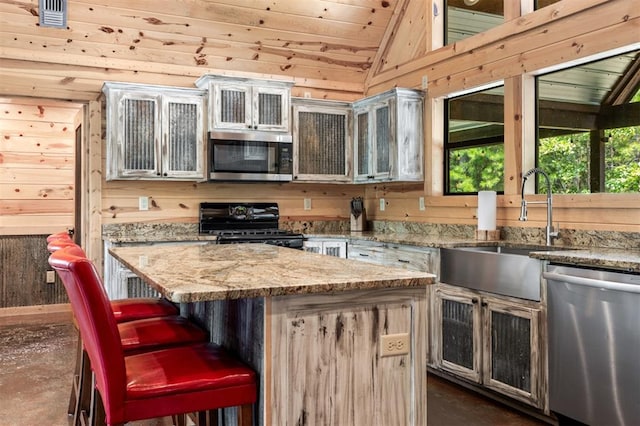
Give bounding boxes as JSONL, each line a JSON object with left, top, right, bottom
{"left": 46, "top": 270, "right": 56, "bottom": 284}
{"left": 419, "top": 197, "right": 425, "bottom": 211}
{"left": 139, "top": 196, "right": 149, "bottom": 211}
{"left": 303, "top": 91, "right": 311, "bottom": 98}
{"left": 380, "top": 333, "right": 410, "bottom": 357}
{"left": 304, "top": 198, "right": 312, "bottom": 210}
{"left": 379, "top": 198, "right": 385, "bottom": 211}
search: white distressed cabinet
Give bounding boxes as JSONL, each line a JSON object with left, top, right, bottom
{"left": 195, "top": 75, "right": 293, "bottom": 135}
{"left": 292, "top": 98, "right": 352, "bottom": 182}
{"left": 303, "top": 238, "right": 347, "bottom": 258}
{"left": 103, "top": 82, "right": 207, "bottom": 181}
{"left": 347, "top": 240, "right": 438, "bottom": 274}
{"left": 353, "top": 88, "right": 424, "bottom": 183}
{"left": 432, "top": 282, "right": 543, "bottom": 409}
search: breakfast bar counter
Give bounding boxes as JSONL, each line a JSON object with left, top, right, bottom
{"left": 110, "top": 242, "right": 435, "bottom": 426}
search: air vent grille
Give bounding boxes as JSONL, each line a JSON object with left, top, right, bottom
{"left": 39, "top": 0, "right": 67, "bottom": 29}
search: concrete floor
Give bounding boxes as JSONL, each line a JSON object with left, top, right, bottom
{"left": 0, "top": 315, "right": 548, "bottom": 426}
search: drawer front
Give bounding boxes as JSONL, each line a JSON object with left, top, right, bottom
{"left": 348, "top": 243, "right": 434, "bottom": 272}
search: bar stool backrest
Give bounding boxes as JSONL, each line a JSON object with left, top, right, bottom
{"left": 47, "top": 239, "right": 86, "bottom": 256}
{"left": 47, "top": 231, "right": 73, "bottom": 243}
{"left": 49, "top": 247, "right": 127, "bottom": 416}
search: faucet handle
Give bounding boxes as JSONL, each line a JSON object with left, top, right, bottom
{"left": 519, "top": 199, "right": 528, "bottom": 221}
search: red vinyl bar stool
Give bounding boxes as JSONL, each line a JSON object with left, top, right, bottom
{"left": 47, "top": 237, "right": 207, "bottom": 425}
{"left": 49, "top": 247, "right": 257, "bottom": 426}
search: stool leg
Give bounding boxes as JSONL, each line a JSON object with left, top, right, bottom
{"left": 88, "top": 374, "right": 106, "bottom": 426}
{"left": 238, "top": 404, "right": 253, "bottom": 426}
{"left": 195, "top": 410, "right": 218, "bottom": 426}
{"left": 74, "top": 349, "right": 92, "bottom": 426}
{"left": 68, "top": 332, "right": 82, "bottom": 416}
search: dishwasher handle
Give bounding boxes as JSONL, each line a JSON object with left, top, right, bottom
{"left": 543, "top": 271, "right": 640, "bottom": 294}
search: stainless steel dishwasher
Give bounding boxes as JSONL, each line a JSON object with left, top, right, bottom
{"left": 544, "top": 264, "right": 640, "bottom": 426}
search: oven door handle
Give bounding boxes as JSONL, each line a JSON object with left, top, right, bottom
{"left": 543, "top": 271, "right": 640, "bottom": 294}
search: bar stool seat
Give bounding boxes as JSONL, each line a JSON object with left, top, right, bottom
{"left": 118, "top": 316, "right": 207, "bottom": 353}
{"left": 111, "top": 298, "right": 178, "bottom": 323}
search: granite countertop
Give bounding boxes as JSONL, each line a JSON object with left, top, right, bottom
{"left": 527, "top": 248, "right": 640, "bottom": 272}
{"left": 305, "top": 232, "right": 640, "bottom": 272}
{"left": 109, "top": 243, "right": 436, "bottom": 303}
{"left": 104, "top": 227, "right": 640, "bottom": 273}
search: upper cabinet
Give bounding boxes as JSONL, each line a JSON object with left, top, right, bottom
{"left": 353, "top": 88, "right": 424, "bottom": 183}
{"left": 103, "top": 82, "right": 207, "bottom": 181}
{"left": 292, "top": 98, "right": 352, "bottom": 182}
{"left": 195, "top": 75, "right": 294, "bottom": 137}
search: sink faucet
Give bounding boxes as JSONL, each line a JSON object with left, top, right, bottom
{"left": 519, "top": 167, "right": 559, "bottom": 246}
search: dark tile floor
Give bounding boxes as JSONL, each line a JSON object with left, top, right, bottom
{"left": 0, "top": 316, "right": 548, "bottom": 426}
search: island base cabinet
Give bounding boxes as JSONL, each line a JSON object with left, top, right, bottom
{"left": 269, "top": 287, "right": 428, "bottom": 426}
{"left": 432, "top": 284, "right": 542, "bottom": 409}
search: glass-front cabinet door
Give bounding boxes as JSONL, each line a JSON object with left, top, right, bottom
{"left": 482, "top": 296, "right": 540, "bottom": 407}
{"left": 162, "top": 95, "right": 206, "bottom": 179}
{"left": 354, "top": 101, "right": 392, "bottom": 182}
{"left": 434, "top": 285, "right": 482, "bottom": 383}
{"left": 354, "top": 107, "right": 371, "bottom": 179}
{"left": 292, "top": 99, "right": 351, "bottom": 182}
{"left": 254, "top": 86, "right": 290, "bottom": 132}
{"left": 213, "top": 83, "right": 252, "bottom": 130}
{"left": 116, "top": 92, "right": 161, "bottom": 179}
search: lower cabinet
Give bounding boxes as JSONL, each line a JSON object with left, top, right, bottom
{"left": 431, "top": 283, "right": 543, "bottom": 409}
{"left": 347, "top": 240, "right": 438, "bottom": 275}
{"left": 303, "top": 238, "right": 347, "bottom": 258}
{"left": 269, "top": 287, "right": 428, "bottom": 425}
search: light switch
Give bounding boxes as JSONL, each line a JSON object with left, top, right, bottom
{"left": 379, "top": 198, "right": 386, "bottom": 211}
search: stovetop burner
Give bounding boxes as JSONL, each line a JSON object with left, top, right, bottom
{"left": 199, "top": 202, "right": 305, "bottom": 249}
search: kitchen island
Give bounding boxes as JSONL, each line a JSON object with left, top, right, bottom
{"left": 109, "top": 242, "right": 435, "bottom": 426}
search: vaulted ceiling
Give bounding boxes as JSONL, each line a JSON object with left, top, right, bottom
{"left": 0, "top": 0, "right": 428, "bottom": 101}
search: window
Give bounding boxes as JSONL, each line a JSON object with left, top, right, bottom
{"left": 446, "top": 0, "right": 503, "bottom": 45}
{"left": 536, "top": 50, "right": 640, "bottom": 194}
{"left": 446, "top": 85, "right": 505, "bottom": 194}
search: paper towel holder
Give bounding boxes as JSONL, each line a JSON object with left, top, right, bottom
{"left": 476, "top": 190, "right": 501, "bottom": 241}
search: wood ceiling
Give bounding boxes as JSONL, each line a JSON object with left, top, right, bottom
{"left": 0, "top": 0, "right": 424, "bottom": 101}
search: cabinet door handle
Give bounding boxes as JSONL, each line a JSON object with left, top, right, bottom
{"left": 359, "top": 253, "right": 369, "bottom": 257}
{"left": 398, "top": 259, "right": 410, "bottom": 263}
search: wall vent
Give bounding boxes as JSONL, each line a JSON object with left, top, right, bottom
{"left": 39, "top": 0, "right": 67, "bottom": 29}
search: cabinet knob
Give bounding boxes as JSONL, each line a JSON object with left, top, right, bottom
{"left": 471, "top": 298, "right": 479, "bottom": 304}
{"left": 481, "top": 301, "right": 488, "bottom": 307}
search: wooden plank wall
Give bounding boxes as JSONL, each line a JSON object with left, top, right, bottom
{"left": 363, "top": 183, "right": 640, "bottom": 232}
{"left": 0, "top": 97, "right": 80, "bottom": 235}
{"left": 102, "top": 181, "right": 362, "bottom": 225}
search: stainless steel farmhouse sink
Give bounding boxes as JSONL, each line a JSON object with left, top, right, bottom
{"left": 439, "top": 246, "right": 557, "bottom": 301}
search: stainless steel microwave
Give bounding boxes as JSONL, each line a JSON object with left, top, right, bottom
{"left": 209, "top": 131, "right": 293, "bottom": 182}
